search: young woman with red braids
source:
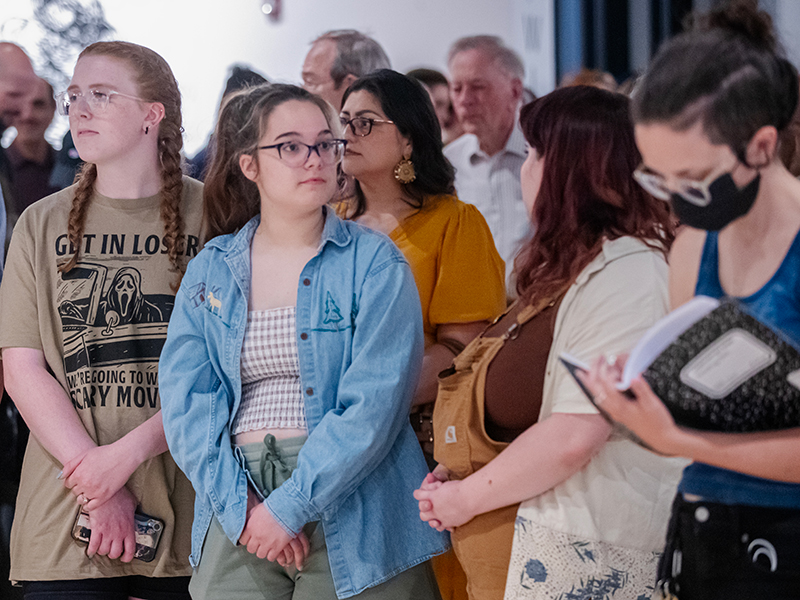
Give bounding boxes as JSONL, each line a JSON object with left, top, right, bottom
{"left": 0, "top": 41, "right": 202, "bottom": 599}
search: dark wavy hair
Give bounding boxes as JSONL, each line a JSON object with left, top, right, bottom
{"left": 340, "top": 69, "right": 455, "bottom": 218}
{"left": 515, "top": 86, "right": 675, "bottom": 305}
{"left": 632, "top": 1, "right": 798, "bottom": 164}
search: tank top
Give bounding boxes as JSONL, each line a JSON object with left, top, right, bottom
{"left": 231, "top": 307, "right": 306, "bottom": 434}
{"left": 681, "top": 230, "right": 800, "bottom": 508}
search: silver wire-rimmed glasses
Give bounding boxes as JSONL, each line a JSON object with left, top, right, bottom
{"left": 56, "top": 88, "right": 147, "bottom": 116}
{"left": 258, "top": 139, "right": 347, "bottom": 167}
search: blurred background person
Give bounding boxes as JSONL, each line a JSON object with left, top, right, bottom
{"left": 338, "top": 68, "right": 506, "bottom": 600}
{"left": 185, "top": 64, "right": 268, "bottom": 180}
{"left": 779, "top": 88, "right": 800, "bottom": 177}
{"left": 302, "top": 29, "right": 390, "bottom": 110}
{"left": 617, "top": 74, "right": 641, "bottom": 97}
{"left": 48, "top": 131, "right": 82, "bottom": 191}
{"left": 444, "top": 36, "right": 527, "bottom": 296}
{"left": 407, "top": 67, "right": 463, "bottom": 145}
{"left": 0, "top": 42, "right": 38, "bottom": 256}
{"left": 5, "top": 77, "right": 58, "bottom": 231}
{"left": 559, "top": 68, "right": 618, "bottom": 92}
{"left": 0, "top": 40, "right": 36, "bottom": 600}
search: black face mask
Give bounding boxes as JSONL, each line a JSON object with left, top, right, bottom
{"left": 670, "top": 172, "right": 760, "bottom": 231}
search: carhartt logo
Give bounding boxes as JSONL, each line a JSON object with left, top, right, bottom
{"left": 445, "top": 426, "right": 457, "bottom": 444}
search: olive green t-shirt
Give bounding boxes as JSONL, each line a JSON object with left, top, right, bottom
{"left": 0, "top": 176, "right": 203, "bottom": 581}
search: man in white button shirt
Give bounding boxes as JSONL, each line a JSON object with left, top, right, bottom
{"left": 444, "top": 36, "right": 529, "bottom": 293}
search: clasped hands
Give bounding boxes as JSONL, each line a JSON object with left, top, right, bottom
{"left": 239, "top": 486, "right": 310, "bottom": 570}
{"left": 60, "top": 443, "right": 138, "bottom": 511}
{"left": 413, "top": 354, "right": 685, "bottom": 534}
{"left": 58, "top": 442, "right": 140, "bottom": 562}
{"left": 413, "top": 465, "right": 475, "bottom": 532}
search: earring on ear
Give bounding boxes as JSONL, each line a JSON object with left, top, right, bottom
{"left": 145, "top": 126, "right": 149, "bottom": 135}
{"left": 394, "top": 157, "right": 416, "bottom": 184}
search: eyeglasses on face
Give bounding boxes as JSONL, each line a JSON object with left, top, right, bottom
{"left": 632, "top": 157, "right": 738, "bottom": 207}
{"left": 339, "top": 116, "right": 395, "bottom": 137}
{"left": 258, "top": 138, "right": 347, "bottom": 167}
{"left": 56, "top": 87, "right": 146, "bottom": 116}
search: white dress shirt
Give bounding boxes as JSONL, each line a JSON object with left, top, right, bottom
{"left": 444, "top": 126, "right": 530, "bottom": 292}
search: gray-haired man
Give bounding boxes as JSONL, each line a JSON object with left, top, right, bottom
{"left": 302, "top": 29, "right": 390, "bottom": 110}
{"left": 444, "top": 35, "right": 528, "bottom": 293}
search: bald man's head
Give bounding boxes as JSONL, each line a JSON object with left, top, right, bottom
{"left": 0, "top": 42, "right": 38, "bottom": 131}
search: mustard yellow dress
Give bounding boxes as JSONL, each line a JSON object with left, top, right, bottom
{"left": 341, "top": 193, "right": 506, "bottom": 600}
{"left": 386, "top": 194, "right": 506, "bottom": 345}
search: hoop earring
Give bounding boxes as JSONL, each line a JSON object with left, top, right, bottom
{"left": 393, "top": 158, "right": 416, "bottom": 184}
{"left": 145, "top": 126, "right": 149, "bottom": 135}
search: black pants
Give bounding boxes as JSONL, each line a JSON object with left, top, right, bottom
{"left": 1, "top": 390, "right": 28, "bottom": 600}
{"left": 21, "top": 576, "right": 191, "bottom": 600}
{"left": 658, "top": 494, "right": 800, "bottom": 599}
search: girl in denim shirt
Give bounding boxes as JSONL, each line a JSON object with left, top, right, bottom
{"left": 159, "top": 84, "right": 447, "bottom": 600}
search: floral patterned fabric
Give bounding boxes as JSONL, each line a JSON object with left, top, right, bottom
{"left": 504, "top": 515, "right": 661, "bottom": 600}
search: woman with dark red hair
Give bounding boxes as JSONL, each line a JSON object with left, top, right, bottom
{"left": 415, "top": 86, "right": 686, "bottom": 600}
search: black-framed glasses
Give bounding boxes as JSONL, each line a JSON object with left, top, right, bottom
{"left": 258, "top": 139, "right": 347, "bottom": 167}
{"left": 339, "top": 116, "right": 395, "bottom": 137}
{"left": 56, "top": 87, "right": 146, "bottom": 116}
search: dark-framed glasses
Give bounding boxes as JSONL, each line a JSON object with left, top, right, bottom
{"left": 339, "top": 116, "right": 395, "bottom": 137}
{"left": 633, "top": 158, "right": 738, "bottom": 207}
{"left": 56, "top": 87, "right": 146, "bottom": 116}
{"left": 258, "top": 138, "right": 347, "bottom": 167}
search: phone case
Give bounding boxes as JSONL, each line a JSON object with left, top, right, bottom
{"left": 71, "top": 509, "right": 164, "bottom": 562}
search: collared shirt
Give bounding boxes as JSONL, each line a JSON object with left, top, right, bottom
{"left": 159, "top": 209, "right": 448, "bottom": 597}
{"left": 444, "top": 126, "right": 531, "bottom": 291}
{"left": 525, "top": 236, "right": 687, "bottom": 551}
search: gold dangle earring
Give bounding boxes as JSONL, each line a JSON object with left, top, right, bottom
{"left": 394, "top": 156, "right": 416, "bottom": 184}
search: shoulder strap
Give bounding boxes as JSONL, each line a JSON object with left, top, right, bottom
{"left": 505, "top": 282, "right": 572, "bottom": 339}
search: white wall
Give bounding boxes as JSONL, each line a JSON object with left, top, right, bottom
{"left": 2, "top": 0, "right": 555, "bottom": 156}
{"left": 511, "top": 0, "right": 557, "bottom": 95}
{"left": 772, "top": 0, "right": 800, "bottom": 71}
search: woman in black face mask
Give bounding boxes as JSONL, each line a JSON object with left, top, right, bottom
{"left": 584, "top": 2, "right": 800, "bottom": 600}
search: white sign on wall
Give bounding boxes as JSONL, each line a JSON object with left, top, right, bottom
{"left": 511, "top": 0, "right": 556, "bottom": 97}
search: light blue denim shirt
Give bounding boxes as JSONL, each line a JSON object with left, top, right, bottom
{"left": 159, "top": 208, "right": 449, "bottom": 598}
